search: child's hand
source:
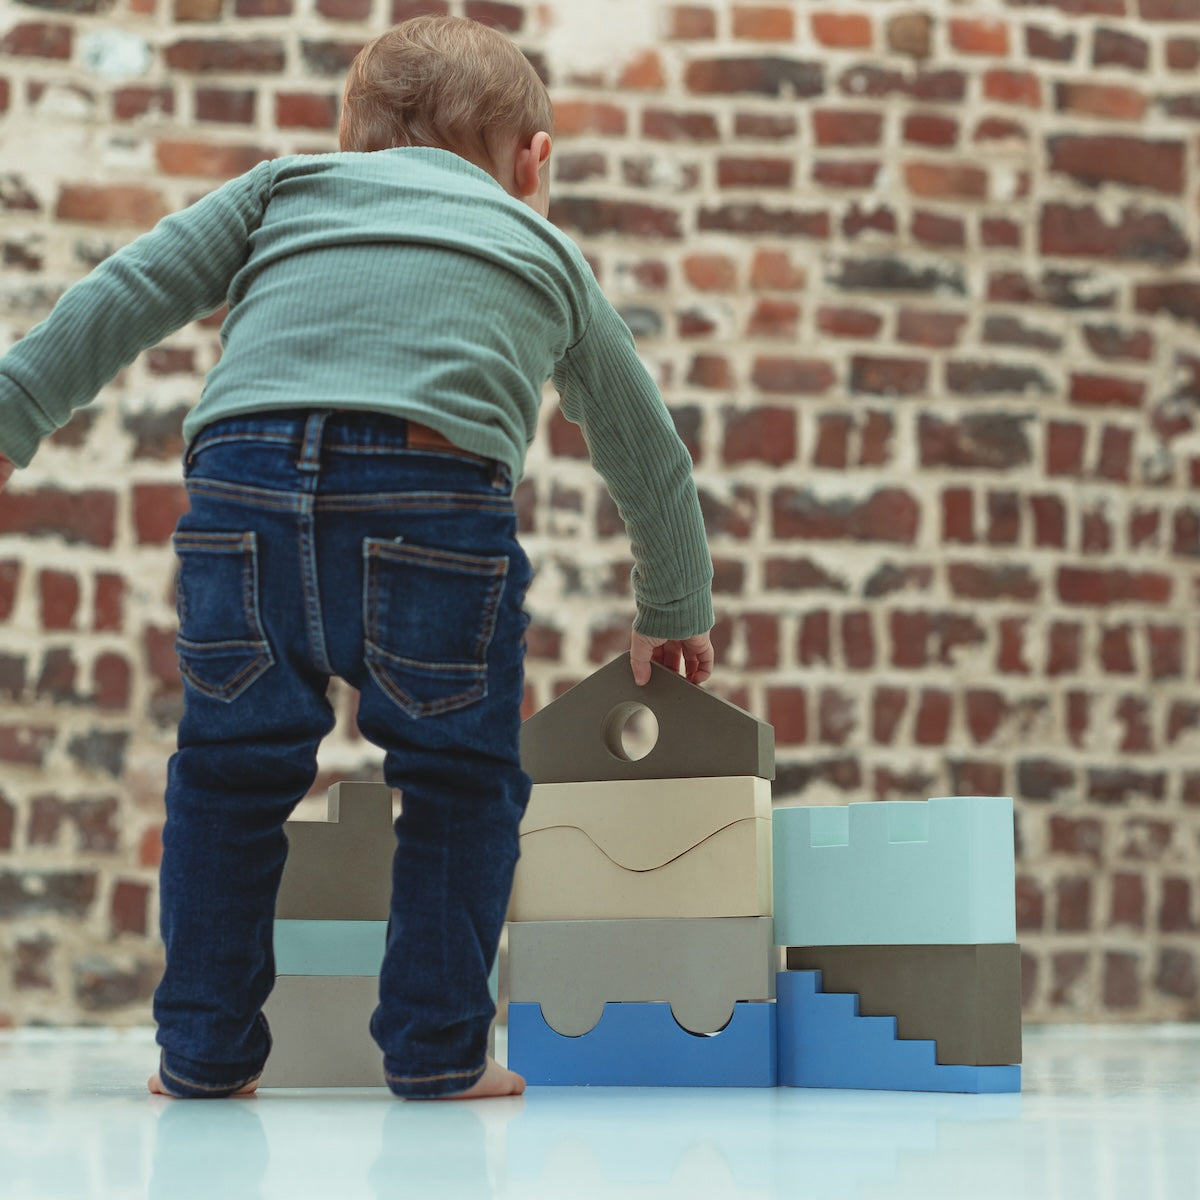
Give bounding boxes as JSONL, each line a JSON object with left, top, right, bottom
{"left": 0, "top": 457, "right": 12, "bottom": 492}
{"left": 630, "top": 630, "right": 714, "bottom": 687}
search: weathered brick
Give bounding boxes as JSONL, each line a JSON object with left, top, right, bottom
{"left": 156, "top": 140, "right": 272, "bottom": 178}
{"left": 668, "top": 5, "right": 717, "bottom": 39}
{"left": 850, "top": 356, "right": 928, "bottom": 397}
{"left": 164, "top": 38, "right": 287, "bottom": 74}
{"left": 686, "top": 57, "right": 824, "bottom": 98}
{"left": 773, "top": 487, "right": 919, "bottom": 544}
{"left": 721, "top": 407, "right": 797, "bottom": 465}
{"left": 984, "top": 70, "right": 1043, "bottom": 108}
{"left": 905, "top": 161, "right": 988, "bottom": 200}
{"left": 0, "top": 489, "right": 116, "bottom": 548}
{"left": 949, "top": 17, "right": 1010, "bottom": 56}
{"left": 919, "top": 413, "right": 1032, "bottom": 471}
{"left": 113, "top": 87, "right": 176, "bottom": 122}
{"left": 752, "top": 356, "right": 835, "bottom": 395}
{"left": 1, "top": 22, "right": 72, "bottom": 58}
{"left": 698, "top": 203, "right": 828, "bottom": 238}
{"left": 56, "top": 185, "right": 167, "bottom": 226}
{"left": 553, "top": 198, "right": 681, "bottom": 239}
{"left": 1040, "top": 203, "right": 1190, "bottom": 264}
{"left": 1048, "top": 136, "right": 1186, "bottom": 195}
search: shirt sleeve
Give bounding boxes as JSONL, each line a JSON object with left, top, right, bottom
{"left": 0, "top": 159, "right": 276, "bottom": 468}
{"left": 553, "top": 288, "right": 713, "bottom": 640}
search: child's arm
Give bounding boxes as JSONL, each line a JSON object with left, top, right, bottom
{"left": 0, "top": 159, "right": 275, "bottom": 470}
{"left": 554, "top": 291, "right": 715, "bottom": 682}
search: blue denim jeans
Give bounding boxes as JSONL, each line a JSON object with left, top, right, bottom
{"left": 152, "top": 409, "right": 533, "bottom": 1097}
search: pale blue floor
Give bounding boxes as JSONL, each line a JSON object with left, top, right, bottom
{"left": 2, "top": 1025, "right": 1199, "bottom": 1199}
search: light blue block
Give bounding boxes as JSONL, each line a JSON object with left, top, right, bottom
{"left": 273, "top": 920, "right": 387, "bottom": 977}
{"left": 508, "top": 1001, "right": 777, "bottom": 1087}
{"left": 777, "top": 971, "right": 1020, "bottom": 1094}
{"left": 774, "top": 796, "right": 1016, "bottom": 946}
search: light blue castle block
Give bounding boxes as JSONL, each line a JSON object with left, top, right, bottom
{"left": 273, "top": 920, "right": 388, "bottom": 977}
{"left": 777, "top": 971, "right": 1020, "bottom": 1094}
{"left": 508, "top": 1000, "right": 777, "bottom": 1087}
{"left": 773, "top": 796, "right": 1016, "bottom": 947}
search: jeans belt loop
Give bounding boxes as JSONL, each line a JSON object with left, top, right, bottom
{"left": 298, "top": 411, "right": 329, "bottom": 473}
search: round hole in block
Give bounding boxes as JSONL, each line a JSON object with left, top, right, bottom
{"left": 601, "top": 701, "right": 660, "bottom": 763}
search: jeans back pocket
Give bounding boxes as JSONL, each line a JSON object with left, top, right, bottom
{"left": 174, "top": 530, "right": 275, "bottom": 703}
{"left": 363, "top": 538, "right": 509, "bottom": 718}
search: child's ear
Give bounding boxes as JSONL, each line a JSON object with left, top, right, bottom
{"left": 514, "top": 131, "right": 552, "bottom": 198}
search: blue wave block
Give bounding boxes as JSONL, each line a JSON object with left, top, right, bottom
{"left": 508, "top": 1001, "right": 777, "bottom": 1087}
{"left": 777, "top": 971, "right": 1020, "bottom": 1094}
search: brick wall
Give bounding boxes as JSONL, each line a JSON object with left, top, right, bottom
{"left": 2, "top": 0, "right": 1199, "bottom": 1026}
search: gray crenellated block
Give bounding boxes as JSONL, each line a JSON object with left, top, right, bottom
{"left": 259, "top": 975, "right": 384, "bottom": 1088}
{"left": 519, "top": 654, "right": 774, "bottom": 784}
{"left": 507, "top": 917, "right": 776, "bottom": 1036}
{"left": 783, "top": 943, "right": 1023, "bottom": 1066}
{"left": 275, "top": 781, "right": 394, "bottom": 922}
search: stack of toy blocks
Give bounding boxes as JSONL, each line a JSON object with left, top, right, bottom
{"left": 773, "top": 796, "right": 1022, "bottom": 1093}
{"left": 258, "top": 780, "right": 393, "bottom": 1087}
{"left": 506, "top": 654, "right": 778, "bottom": 1086}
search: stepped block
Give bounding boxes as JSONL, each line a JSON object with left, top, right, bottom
{"left": 275, "top": 781, "right": 394, "bottom": 922}
{"left": 259, "top": 975, "right": 383, "bottom": 1088}
{"left": 274, "top": 920, "right": 387, "bottom": 977}
{"left": 520, "top": 653, "right": 774, "bottom": 784}
{"left": 509, "top": 776, "right": 772, "bottom": 921}
{"left": 774, "top": 797, "right": 1015, "bottom": 946}
{"left": 777, "top": 971, "right": 1020, "bottom": 1094}
{"left": 508, "top": 1000, "right": 777, "bottom": 1087}
{"left": 784, "top": 943, "right": 1022, "bottom": 1065}
{"left": 508, "top": 917, "right": 775, "bottom": 1035}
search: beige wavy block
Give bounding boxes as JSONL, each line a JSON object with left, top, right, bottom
{"left": 508, "top": 776, "right": 772, "bottom": 921}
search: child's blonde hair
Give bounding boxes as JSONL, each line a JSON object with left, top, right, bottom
{"left": 339, "top": 16, "right": 553, "bottom": 173}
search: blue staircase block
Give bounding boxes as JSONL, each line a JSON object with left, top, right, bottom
{"left": 777, "top": 971, "right": 1020, "bottom": 1094}
{"left": 508, "top": 1000, "right": 777, "bottom": 1087}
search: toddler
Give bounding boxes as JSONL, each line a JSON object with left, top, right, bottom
{"left": 0, "top": 16, "right": 713, "bottom": 1098}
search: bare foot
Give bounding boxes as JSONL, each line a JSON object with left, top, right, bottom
{"left": 147, "top": 1073, "right": 259, "bottom": 1098}
{"left": 432, "top": 1057, "right": 525, "bottom": 1100}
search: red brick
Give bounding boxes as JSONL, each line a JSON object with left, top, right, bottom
{"left": 1, "top": 22, "right": 72, "bottom": 58}
{"left": 841, "top": 611, "right": 874, "bottom": 670}
{"left": 750, "top": 249, "right": 806, "bottom": 290}
{"left": 913, "top": 689, "right": 951, "bottom": 745}
{"left": 113, "top": 87, "right": 175, "bottom": 122}
{"left": 818, "top": 687, "right": 857, "bottom": 746}
{"left": 1046, "top": 621, "right": 1082, "bottom": 676}
{"left": 813, "top": 415, "right": 850, "bottom": 469}
{"left": 156, "top": 141, "right": 272, "bottom": 178}
{"left": 767, "top": 687, "right": 807, "bottom": 745}
{"left": 1140, "top": 0, "right": 1198, "bottom": 18}
{"left": 687, "top": 354, "right": 733, "bottom": 389}
{"left": 752, "top": 356, "right": 834, "bottom": 395}
{"left": 904, "top": 161, "right": 989, "bottom": 200}
{"left": 817, "top": 162, "right": 882, "bottom": 190}
{"left": 974, "top": 117, "right": 1029, "bottom": 145}
{"left": 747, "top": 298, "right": 800, "bottom": 338}
{"left": 685, "top": 57, "right": 824, "bottom": 99}
{"left": 819, "top": 306, "right": 882, "bottom": 339}
{"left": 1081, "top": 505, "right": 1114, "bottom": 554}
{"left": 949, "top": 18, "right": 1010, "bottom": 55}
{"left": 1056, "top": 877, "right": 1092, "bottom": 932}
{"left": 38, "top": 570, "right": 79, "bottom": 632}
{"left": 1160, "top": 878, "right": 1196, "bottom": 932}
{"left": 237, "top": 0, "right": 293, "bottom": 13}
{"left": 903, "top": 113, "right": 959, "bottom": 147}
{"left": 1110, "top": 873, "right": 1146, "bottom": 929}
{"left": 733, "top": 5, "right": 795, "bottom": 40}
{"left": 734, "top": 112, "right": 797, "bottom": 140}
{"left": 275, "top": 93, "right": 339, "bottom": 130}
{"left": 941, "top": 488, "right": 974, "bottom": 544}
{"left": 798, "top": 610, "right": 831, "bottom": 666}
{"left": 1100, "top": 625, "right": 1136, "bottom": 673}
{"left": 773, "top": 487, "right": 919, "bottom": 544}
{"left": 722, "top": 407, "right": 797, "bottom": 465}
{"left": 642, "top": 109, "right": 719, "bottom": 142}
{"left": 984, "top": 70, "right": 1042, "bottom": 108}
{"left": 317, "top": 0, "right": 372, "bottom": 17}
{"left": 896, "top": 309, "right": 967, "bottom": 349}
{"left": 668, "top": 5, "right": 717, "bottom": 39}
{"left": 111, "top": 881, "right": 150, "bottom": 937}
{"left": 850, "top": 356, "right": 927, "bottom": 397}
{"left": 997, "top": 617, "right": 1031, "bottom": 675}
{"left": 912, "top": 210, "right": 966, "bottom": 249}
{"left": 811, "top": 11, "right": 873, "bottom": 48}
{"left": 1166, "top": 37, "right": 1200, "bottom": 70}
{"left": 1059, "top": 567, "right": 1171, "bottom": 606}
{"left": 1117, "top": 694, "right": 1154, "bottom": 753}
{"left": 717, "top": 157, "right": 793, "bottom": 188}
{"left": 813, "top": 110, "right": 883, "bottom": 147}
{"left": 1051, "top": 816, "right": 1103, "bottom": 863}
{"left": 56, "top": 185, "right": 167, "bottom": 227}
{"left": 164, "top": 39, "right": 287, "bottom": 74}
{"left": 1050, "top": 136, "right": 1186, "bottom": 196}
{"left": 1071, "top": 373, "right": 1145, "bottom": 409}
{"left": 1016, "top": 877, "right": 1044, "bottom": 932}
{"left": 1084, "top": 324, "right": 1155, "bottom": 362}
{"left": 1046, "top": 421, "right": 1086, "bottom": 476}
{"left": 1040, "top": 203, "right": 1190, "bottom": 265}
{"left": 0, "top": 490, "right": 116, "bottom": 548}
{"left": 919, "top": 414, "right": 1032, "bottom": 471}
{"left": 1057, "top": 82, "right": 1146, "bottom": 122}
{"left": 1103, "top": 953, "right": 1140, "bottom": 1010}
{"left": 1027, "top": 26, "right": 1077, "bottom": 61}
{"left": 0, "top": 562, "right": 19, "bottom": 624}
{"left": 555, "top": 101, "right": 627, "bottom": 137}
{"left": 132, "top": 484, "right": 188, "bottom": 545}
{"left": 872, "top": 687, "right": 907, "bottom": 744}
{"left": 93, "top": 653, "right": 131, "bottom": 711}
{"left": 619, "top": 51, "right": 666, "bottom": 91}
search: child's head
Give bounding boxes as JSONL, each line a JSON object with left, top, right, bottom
{"left": 339, "top": 16, "right": 553, "bottom": 180}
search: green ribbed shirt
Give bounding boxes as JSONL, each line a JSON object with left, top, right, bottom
{"left": 0, "top": 148, "right": 712, "bottom": 637}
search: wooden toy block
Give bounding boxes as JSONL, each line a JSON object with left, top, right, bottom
{"left": 520, "top": 653, "right": 774, "bottom": 784}
{"left": 773, "top": 797, "right": 1016, "bottom": 947}
{"left": 259, "top": 975, "right": 384, "bottom": 1088}
{"left": 507, "top": 917, "right": 775, "bottom": 1035}
{"left": 274, "top": 920, "right": 387, "bottom": 977}
{"left": 508, "top": 776, "right": 772, "bottom": 921}
{"left": 507, "top": 1000, "right": 778, "bottom": 1087}
{"left": 776, "top": 971, "right": 1020, "bottom": 1094}
{"left": 783, "top": 943, "right": 1022, "bottom": 1066}
{"left": 275, "top": 781, "right": 394, "bottom": 922}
